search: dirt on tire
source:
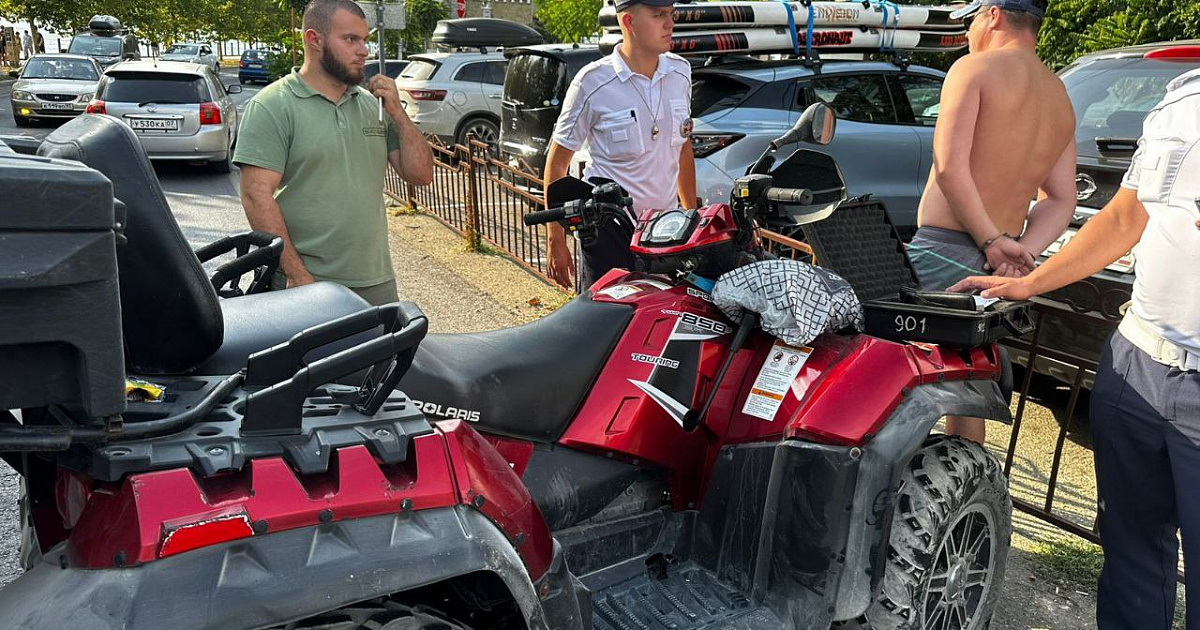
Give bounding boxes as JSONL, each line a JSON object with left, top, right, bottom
{"left": 843, "top": 434, "right": 1013, "bottom": 630}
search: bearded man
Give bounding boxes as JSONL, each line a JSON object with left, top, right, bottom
{"left": 235, "top": 0, "right": 432, "bottom": 305}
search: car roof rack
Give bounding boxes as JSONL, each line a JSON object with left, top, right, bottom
{"left": 699, "top": 44, "right": 921, "bottom": 74}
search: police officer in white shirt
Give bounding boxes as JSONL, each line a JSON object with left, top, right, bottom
{"left": 543, "top": 0, "right": 696, "bottom": 290}
{"left": 952, "top": 67, "right": 1200, "bottom": 629}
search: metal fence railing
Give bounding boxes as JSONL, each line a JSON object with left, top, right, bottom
{"left": 386, "top": 137, "right": 581, "bottom": 290}
{"left": 999, "top": 302, "right": 1118, "bottom": 545}
{"left": 387, "top": 137, "right": 1118, "bottom": 552}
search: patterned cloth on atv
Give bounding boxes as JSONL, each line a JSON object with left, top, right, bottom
{"left": 712, "top": 259, "right": 864, "bottom": 346}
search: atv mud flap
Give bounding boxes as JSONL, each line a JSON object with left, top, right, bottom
{"left": 833, "top": 379, "right": 1012, "bottom": 621}
{"left": 702, "top": 379, "right": 1011, "bottom": 628}
{"left": 0, "top": 506, "right": 587, "bottom": 630}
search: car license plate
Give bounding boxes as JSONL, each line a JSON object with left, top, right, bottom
{"left": 1044, "top": 228, "right": 1135, "bottom": 274}
{"left": 130, "top": 118, "right": 180, "bottom": 132}
{"left": 248, "top": 63, "right": 263, "bottom": 68}
{"left": 40, "top": 102, "right": 74, "bottom": 111}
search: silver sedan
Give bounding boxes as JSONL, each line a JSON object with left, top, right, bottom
{"left": 8, "top": 54, "right": 102, "bottom": 127}
{"left": 159, "top": 43, "right": 221, "bottom": 74}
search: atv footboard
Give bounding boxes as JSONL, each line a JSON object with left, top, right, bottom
{"left": 634, "top": 381, "right": 1012, "bottom": 629}
{"left": 0, "top": 506, "right": 578, "bottom": 630}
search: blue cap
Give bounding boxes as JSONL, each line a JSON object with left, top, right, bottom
{"left": 613, "top": 0, "right": 676, "bottom": 11}
{"left": 950, "top": 0, "right": 1048, "bottom": 20}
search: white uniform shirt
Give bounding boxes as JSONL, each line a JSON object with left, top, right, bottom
{"left": 552, "top": 51, "right": 692, "bottom": 213}
{"left": 1121, "top": 67, "right": 1200, "bottom": 355}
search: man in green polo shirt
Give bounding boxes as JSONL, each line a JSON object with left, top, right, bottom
{"left": 234, "top": 0, "right": 433, "bottom": 305}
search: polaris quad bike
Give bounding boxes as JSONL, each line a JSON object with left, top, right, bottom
{"left": 0, "top": 104, "right": 1026, "bottom": 630}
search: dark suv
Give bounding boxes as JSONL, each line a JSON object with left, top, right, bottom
{"left": 1021, "top": 41, "right": 1200, "bottom": 386}
{"left": 499, "top": 44, "right": 604, "bottom": 176}
{"left": 500, "top": 50, "right": 942, "bottom": 237}
{"left": 66, "top": 15, "right": 140, "bottom": 71}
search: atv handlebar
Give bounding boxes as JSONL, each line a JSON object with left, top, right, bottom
{"left": 765, "top": 187, "right": 814, "bottom": 205}
{"left": 523, "top": 206, "right": 567, "bottom": 226}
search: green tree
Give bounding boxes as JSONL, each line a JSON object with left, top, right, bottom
{"left": 1038, "top": 0, "right": 1200, "bottom": 69}
{"left": 0, "top": 0, "right": 105, "bottom": 49}
{"left": 214, "top": 0, "right": 290, "bottom": 48}
{"left": 402, "top": 0, "right": 446, "bottom": 54}
{"left": 535, "top": 0, "right": 600, "bottom": 44}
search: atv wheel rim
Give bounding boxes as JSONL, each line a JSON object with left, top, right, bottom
{"left": 923, "top": 504, "right": 996, "bottom": 630}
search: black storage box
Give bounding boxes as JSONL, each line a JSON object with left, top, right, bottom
{"left": 801, "top": 196, "right": 1033, "bottom": 348}
{"left": 88, "top": 14, "right": 122, "bottom": 33}
{"left": 432, "top": 18, "right": 544, "bottom": 48}
{"left": 0, "top": 151, "right": 126, "bottom": 418}
{"left": 862, "top": 298, "right": 1033, "bottom": 347}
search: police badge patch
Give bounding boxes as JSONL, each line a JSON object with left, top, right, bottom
{"left": 680, "top": 118, "right": 693, "bottom": 139}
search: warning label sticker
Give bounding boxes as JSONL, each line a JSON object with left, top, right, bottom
{"left": 742, "top": 340, "right": 813, "bottom": 421}
{"left": 597, "top": 284, "right": 643, "bottom": 300}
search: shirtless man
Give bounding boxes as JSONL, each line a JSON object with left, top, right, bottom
{"left": 908, "top": 0, "right": 1075, "bottom": 442}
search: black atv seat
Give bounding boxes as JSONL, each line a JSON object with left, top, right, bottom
{"left": 398, "top": 296, "right": 633, "bottom": 443}
{"left": 193, "top": 282, "right": 375, "bottom": 375}
{"left": 37, "top": 114, "right": 371, "bottom": 375}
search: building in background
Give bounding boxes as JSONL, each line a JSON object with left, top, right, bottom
{"left": 462, "top": 0, "right": 535, "bottom": 25}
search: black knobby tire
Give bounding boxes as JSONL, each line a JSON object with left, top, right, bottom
{"left": 852, "top": 435, "right": 1012, "bottom": 630}
{"left": 270, "top": 600, "right": 472, "bottom": 629}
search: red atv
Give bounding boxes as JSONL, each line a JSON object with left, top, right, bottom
{"left": 0, "top": 105, "right": 1024, "bottom": 630}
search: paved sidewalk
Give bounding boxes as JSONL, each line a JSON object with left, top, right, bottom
{"left": 385, "top": 210, "right": 567, "bottom": 333}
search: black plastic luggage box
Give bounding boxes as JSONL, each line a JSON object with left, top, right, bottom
{"left": 801, "top": 196, "right": 1032, "bottom": 348}
{"left": 0, "top": 145, "right": 126, "bottom": 418}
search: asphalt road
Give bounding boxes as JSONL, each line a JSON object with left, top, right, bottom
{"left": 0, "top": 68, "right": 262, "bottom": 585}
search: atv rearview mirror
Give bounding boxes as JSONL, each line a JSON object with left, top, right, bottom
{"left": 769, "top": 103, "right": 837, "bottom": 150}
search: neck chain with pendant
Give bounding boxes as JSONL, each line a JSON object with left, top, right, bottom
{"left": 632, "top": 79, "right": 662, "bottom": 141}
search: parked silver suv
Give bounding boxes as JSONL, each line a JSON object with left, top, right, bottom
{"left": 88, "top": 61, "right": 242, "bottom": 172}
{"left": 396, "top": 51, "right": 507, "bottom": 147}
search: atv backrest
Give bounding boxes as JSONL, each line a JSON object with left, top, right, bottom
{"left": 37, "top": 114, "right": 223, "bottom": 374}
{"left": 800, "top": 197, "right": 918, "bottom": 302}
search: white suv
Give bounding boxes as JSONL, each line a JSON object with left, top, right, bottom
{"left": 396, "top": 51, "right": 507, "bottom": 148}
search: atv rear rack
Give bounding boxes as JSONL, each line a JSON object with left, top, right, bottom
{"left": 1, "top": 302, "right": 431, "bottom": 470}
